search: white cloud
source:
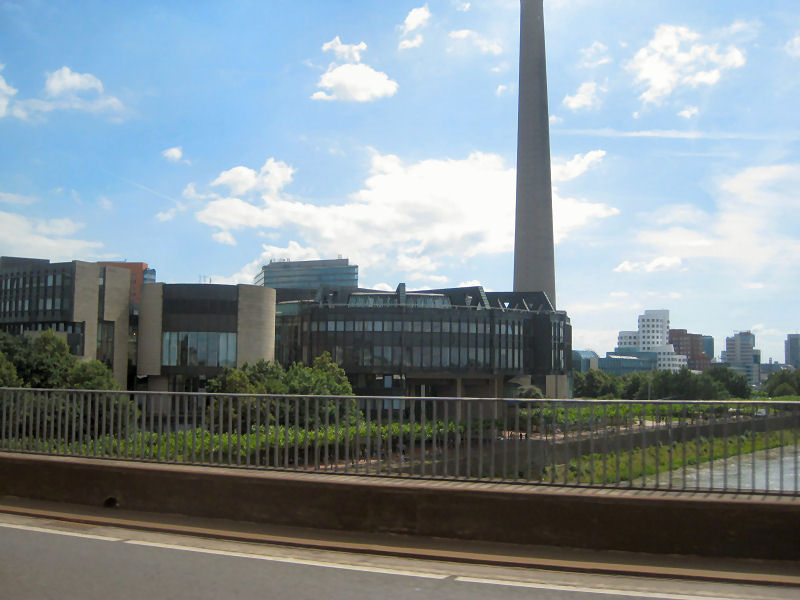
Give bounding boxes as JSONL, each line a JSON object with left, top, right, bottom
{"left": 0, "top": 64, "right": 18, "bottom": 118}
{"left": 45, "top": 66, "right": 103, "bottom": 96}
{"left": 98, "top": 196, "right": 112, "bottom": 211}
{"left": 456, "top": 2, "right": 470, "bottom": 11}
{"left": 651, "top": 204, "right": 709, "bottom": 225}
{"left": 580, "top": 41, "right": 611, "bottom": 68}
{"left": 402, "top": 5, "right": 431, "bottom": 35}
{"left": 495, "top": 84, "right": 509, "bottom": 97}
{"left": 786, "top": 34, "right": 800, "bottom": 58}
{"left": 551, "top": 150, "right": 606, "bottom": 182}
{"left": 312, "top": 63, "right": 398, "bottom": 102}
{"left": 0, "top": 210, "right": 101, "bottom": 260}
{"left": 212, "top": 231, "right": 237, "bottom": 246}
{"left": 162, "top": 146, "right": 185, "bottom": 163}
{"left": 399, "top": 35, "right": 424, "bottom": 51}
{"left": 210, "top": 241, "right": 320, "bottom": 284}
{"left": 628, "top": 163, "right": 800, "bottom": 273}
{"left": 744, "top": 282, "right": 765, "bottom": 290}
{"left": 211, "top": 158, "right": 294, "bottom": 196}
{"left": 0, "top": 191, "right": 35, "bottom": 205}
{"left": 562, "top": 81, "right": 603, "bottom": 111}
{"left": 549, "top": 115, "right": 563, "bottom": 125}
{"left": 613, "top": 256, "right": 683, "bottom": 273}
{"left": 457, "top": 280, "right": 483, "bottom": 288}
{"left": 197, "top": 149, "right": 616, "bottom": 280}
{"left": 448, "top": 30, "right": 503, "bottom": 55}
{"left": 321, "top": 36, "right": 367, "bottom": 63}
{"left": 627, "top": 24, "right": 746, "bottom": 105}
{"left": 372, "top": 283, "right": 394, "bottom": 292}
{"left": 678, "top": 106, "right": 699, "bottom": 119}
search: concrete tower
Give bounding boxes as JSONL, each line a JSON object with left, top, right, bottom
{"left": 513, "top": 0, "right": 556, "bottom": 307}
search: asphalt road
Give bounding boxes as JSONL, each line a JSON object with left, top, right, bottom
{"left": 0, "top": 513, "right": 796, "bottom": 600}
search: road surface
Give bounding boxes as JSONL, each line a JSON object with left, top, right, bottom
{"left": 0, "top": 512, "right": 796, "bottom": 600}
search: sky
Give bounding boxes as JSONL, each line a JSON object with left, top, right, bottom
{"left": 1, "top": 0, "right": 799, "bottom": 362}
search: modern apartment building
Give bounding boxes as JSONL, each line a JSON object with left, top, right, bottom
{"left": 722, "top": 331, "right": 761, "bottom": 387}
{"left": 254, "top": 258, "right": 358, "bottom": 289}
{"left": 0, "top": 256, "right": 132, "bottom": 387}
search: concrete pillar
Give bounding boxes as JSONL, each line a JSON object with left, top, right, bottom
{"left": 236, "top": 285, "right": 276, "bottom": 366}
{"left": 138, "top": 283, "right": 163, "bottom": 377}
{"left": 513, "top": 0, "right": 556, "bottom": 307}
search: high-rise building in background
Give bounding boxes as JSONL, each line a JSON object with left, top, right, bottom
{"left": 513, "top": 0, "right": 556, "bottom": 307}
{"left": 669, "top": 329, "right": 712, "bottom": 371}
{"left": 702, "top": 335, "right": 715, "bottom": 363}
{"left": 254, "top": 258, "right": 358, "bottom": 290}
{"left": 722, "top": 331, "right": 761, "bottom": 387}
{"left": 616, "top": 309, "right": 687, "bottom": 372}
{"left": 785, "top": 334, "right": 800, "bottom": 369}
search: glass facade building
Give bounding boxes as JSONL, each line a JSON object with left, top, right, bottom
{"left": 254, "top": 258, "right": 358, "bottom": 289}
{"left": 276, "top": 285, "right": 570, "bottom": 397}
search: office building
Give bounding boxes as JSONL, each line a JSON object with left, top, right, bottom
{"left": 722, "top": 331, "right": 761, "bottom": 387}
{"left": 616, "top": 309, "right": 687, "bottom": 372}
{"left": 137, "top": 283, "right": 276, "bottom": 392}
{"left": 254, "top": 258, "right": 357, "bottom": 289}
{"left": 0, "top": 256, "right": 132, "bottom": 387}
{"left": 702, "top": 335, "right": 714, "bottom": 363}
{"left": 669, "top": 329, "right": 711, "bottom": 371}
{"left": 275, "top": 283, "right": 570, "bottom": 398}
{"left": 513, "top": 0, "right": 556, "bottom": 307}
{"left": 572, "top": 350, "right": 598, "bottom": 373}
{"left": 786, "top": 334, "right": 800, "bottom": 369}
{"left": 599, "top": 350, "right": 657, "bottom": 377}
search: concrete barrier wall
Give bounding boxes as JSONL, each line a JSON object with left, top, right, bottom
{"left": 1, "top": 453, "right": 797, "bottom": 560}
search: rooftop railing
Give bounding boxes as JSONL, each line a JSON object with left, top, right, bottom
{"left": 1, "top": 388, "right": 798, "bottom": 496}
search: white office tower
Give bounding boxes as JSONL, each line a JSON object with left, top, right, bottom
{"left": 617, "top": 309, "right": 688, "bottom": 372}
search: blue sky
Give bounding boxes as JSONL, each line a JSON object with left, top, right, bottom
{"left": 1, "top": 0, "right": 799, "bottom": 362}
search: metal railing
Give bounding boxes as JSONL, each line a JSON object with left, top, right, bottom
{"left": 1, "top": 388, "right": 798, "bottom": 496}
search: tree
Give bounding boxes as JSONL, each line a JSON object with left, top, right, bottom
{"left": 772, "top": 382, "right": 797, "bottom": 397}
{"left": 0, "top": 350, "right": 21, "bottom": 387}
{"left": 67, "top": 360, "right": 119, "bottom": 390}
{"left": 20, "top": 330, "right": 77, "bottom": 388}
{"left": 705, "top": 365, "right": 751, "bottom": 399}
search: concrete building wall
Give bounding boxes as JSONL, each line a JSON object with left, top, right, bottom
{"left": 137, "top": 283, "right": 163, "bottom": 377}
{"left": 72, "top": 261, "right": 100, "bottom": 364}
{"left": 513, "top": 0, "right": 556, "bottom": 306}
{"left": 102, "top": 265, "right": 132, "bottom": 388}
{"left": 236, "top": 284, "right": 276, "bottom": 366}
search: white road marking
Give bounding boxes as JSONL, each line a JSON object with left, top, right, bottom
{"left": 124, "top": 540, "right": 449, "bottom": 580}
{"left": 0, "top": 522, "right": 122, "bottom": 542}
{"left": 455, "top": 576, "right": 731, "bottom": 600}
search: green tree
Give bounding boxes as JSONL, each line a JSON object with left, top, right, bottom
{"left": 705, "top": 365, "right": 751, "bottom": 399}
{"left": 0, "top": 350, "right": 21, "bottom": 387}
{"left": 67, "top": 360, "right": 119, "bottom": 390}
{"left": 24, "top": 330, "right": 77, "bottom": 388}
{"left": 772, "top": 382, "right": 797, "bottom": 397}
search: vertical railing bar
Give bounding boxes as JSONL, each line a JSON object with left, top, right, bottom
{"left": 50, "top": 391, "right": 57, "bottom": 454}
{"left": 538, "top": 401, "right": 545, "bottom": 484}
{"left": 418, "top": 398, "right": 425, "bottom": 478}
{"left": 501, "top": 400, "right": 508, "bottom": 481}
{"left": 627, "top": 403, "right": 634, "bottom": 489}
{"left": 576, "top": 402, "right": 582, "bottom": 486}
{"left": 722, "top": 402, "right": 728, "bottom": 492}
{"left": 695, "top": 404, "right": 701, "bottom": 492}
{"left": 430, "top": 399, "right": 435, "bottom": 478}
{"left": 640, "top": 403, "right": 646, "bottom": 490}
{"left": 313, "top": 397, "right": 320, "bottom": 471}
{"left": 397, "top": 397, "right": 404, "bottom": 476}
{"left": 562, "top": 401, "right": 569, "bottom": 486}
{"left": 443, "top": 399, "right": 450, "bottom": 479}
{"left": 736, "top": 402, "right": 741, "bottom": 492}
{"left": 273, "top": 398, "right": 280, "bottom": 469}
{"left": 323, "top": 397, "right": 330, "bottom": 472}
{"left": 334, "top": 398, "right": 341, "bottom": 473}
{"left": 779, "top": 409, "right": 784, "bottom": 495}
{"left": 377, "top": 397, "right": 383, "bottom": 475}
{"left": 764, "top": 404, "right": 770, "bottom": 493}
{"left": 477, "top": 401, "right": 483, "bottom": 480}
{"left": 458, "top": 399, "right": 472, "bottom": 479}
{"left": 244, "top": 396, "right": 251, "bottom": 468}
{"left": 388, "top": 397, "right": 395, "bottom": 476}
{"left": 304, "top": 397, "right": 310, "bottom": 471}
{"left": 525, "top": 401, "right": 532, "bottom": 482}
{"left": 0, "top": 390, "right": 7, "bottom": 451}
{"left": 343, "top": 397, "right": 350, "bottom": 473}
{"left": 236, "top": 396, "right": 242, "bottom": 467}
{"left": 491, "top": 400, "right": 498, "bottom": 481}
{"left": 514, "top": 401, "right": 520, "bottom": 481}
{"left": 666, "top": 405, "right": 672, "bottom": 490}
{"left": 294, "top": 397, "right": 300, "bottom": 471}
{"left": 254, "top": 396, "right": 260, "bottom": 469}
{"left": 709, "top": 405, "right": 716, "bottom": 491}
{"left": 589, "top": 402, "right": 595, "bottom": 486}
{"left": 681, "top": 403, "right": 687, "bottom": 491}
{"left": 284, "top": 395, "right": 290, "bottom": 470}
{"left": 355, "top": 398, "right": 362, "bottom": 474}
{"left": 550, "top": 401, "right": 557, "bottom": 485}
{"left": 191, "top": 395, "right": 197, "bottom": 464}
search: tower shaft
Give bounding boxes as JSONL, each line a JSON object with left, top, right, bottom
{"left": 513, "top": 0, "right": 556, "bottom": 307}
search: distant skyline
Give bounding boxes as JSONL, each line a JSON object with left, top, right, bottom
{"left": 1, "top": 1, "right": 799, "bottom": 361}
